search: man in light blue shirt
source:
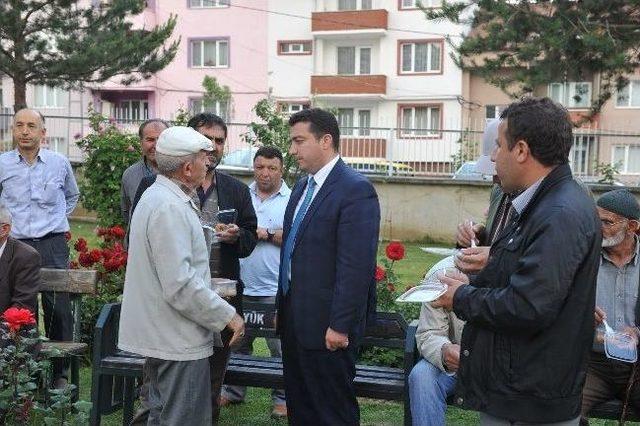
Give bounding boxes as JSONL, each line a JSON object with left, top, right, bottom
{"left": 0, "top": 108, "right": 79, "bottom": 388}
{"left": 221, "top": 146, "right": 290, "bottom": 418}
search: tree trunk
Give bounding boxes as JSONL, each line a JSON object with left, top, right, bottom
{"left": 13, "top": 77, "right": 27, "bottom": 112}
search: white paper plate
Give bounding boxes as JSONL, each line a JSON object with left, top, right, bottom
{"left": 420, "top": 247, "right": 457, "bottom": 256}
{"left": 396, "top": 284, "right": 447, "bottom": 303}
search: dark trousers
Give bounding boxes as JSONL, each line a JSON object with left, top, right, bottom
{"left": 581, "top": 351, "right": 640, "bottom": 424}
{"left": 280, "top": 295, "right": 359, "bottom": 426}
{"left": 21, "top": 234, "right": 73, "bottom": 380}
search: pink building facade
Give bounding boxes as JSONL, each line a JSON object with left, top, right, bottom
{"left": 90, "top": 0, "right": 269, "bottom": 127}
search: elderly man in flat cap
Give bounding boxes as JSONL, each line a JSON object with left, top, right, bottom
{"left": 582, "top": 189, "right": 640, "bottom": 424}
{"left": 118, "top": 126, "right": 245, "bottom": 425}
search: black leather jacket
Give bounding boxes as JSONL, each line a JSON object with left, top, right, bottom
{"left": 452, "top": 164, "right": 602, "bottom": 423}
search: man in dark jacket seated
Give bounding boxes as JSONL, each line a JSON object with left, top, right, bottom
{"left": 581, "top": 189, "right": 640, "bottom": 424}
{"left": 433, "top": 97, "right": 601, "bottom": 425}
{"left": 0, "top": 202, "right": 40, "bottom": 320}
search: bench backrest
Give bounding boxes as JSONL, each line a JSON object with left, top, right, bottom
{"left": 40, "top": 268, "right": 98, "bottom": 294}
{"left": 242, "top": 301, "right": 407, "bottom": 349}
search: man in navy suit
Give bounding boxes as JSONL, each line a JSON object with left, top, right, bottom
{"left": 276, "top": 108, "right": 380, "bottom": 425}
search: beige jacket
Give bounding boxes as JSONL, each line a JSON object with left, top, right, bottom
{"left": 118, "top": 175, "right": 236, "bottom": 361}
{"left": 415, "top": 301, "right": 465, "bottom": 373}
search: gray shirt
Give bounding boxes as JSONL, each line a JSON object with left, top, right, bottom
{"left": 120, "top": 158, "right": 155, "bottom": 224}
{"left": 594, "top": 239, "right": 640, "bottom": 352}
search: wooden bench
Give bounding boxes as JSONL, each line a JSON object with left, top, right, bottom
{"left": 90, "top": 301, "right": 417, "bottom": 426}
{"left": 403, "top": 321, "right": 640, "bottom": 423}
{"left": 40, "top": 268, "right": 98, "bottom": 397}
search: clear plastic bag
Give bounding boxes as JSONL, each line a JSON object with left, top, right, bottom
{"left": 603, "top": 320, "right": 638, "bottom": 363}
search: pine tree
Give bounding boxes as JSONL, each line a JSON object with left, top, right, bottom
{"left": 426, "top": 0, "right": 640, "bottom": 118}
{"left": 0, "top": 0, "right": 179, "bottom": 111}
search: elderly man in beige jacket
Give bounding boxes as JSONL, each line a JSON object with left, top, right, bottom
{"left": 118, "top": 126, "right": 244, "bottom": 425}
{"left": 408, "top": 258, "right": 465, "bottom": 426}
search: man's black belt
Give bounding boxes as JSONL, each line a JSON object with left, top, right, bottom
{"left": 19, "top": 232, "right": 65, "bottom": 242}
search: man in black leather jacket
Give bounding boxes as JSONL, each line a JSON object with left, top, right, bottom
{"left": 433, "top": 97, "right": 601, "bottom": 425}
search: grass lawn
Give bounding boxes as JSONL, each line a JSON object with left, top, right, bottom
{"left": 70, "top": 221, "right": 632, "bottom": 425}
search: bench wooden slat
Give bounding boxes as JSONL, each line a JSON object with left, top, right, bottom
{"left": 40, "top": 268, "right": 98, "bottom": 294}
{"left": 42, "top": 341, "right": 88, "bottom": 356}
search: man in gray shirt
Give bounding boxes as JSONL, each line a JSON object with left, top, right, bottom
{"left": 120, "top": 119, "right": 169, "bottom": 224}
{"left": 582, "top": 189, "right": 640, "bottom": 423}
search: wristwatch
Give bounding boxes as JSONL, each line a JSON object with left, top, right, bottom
{"left": 267, "top": 228, "right": 276, "bottom": 242}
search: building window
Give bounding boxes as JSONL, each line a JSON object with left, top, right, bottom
{"left": 278, "top": 41, "right": 312, "bottom": 56}
{"left": 190, "top": 39, "right": 229, "bottom": 68}
{"left": 43, "top": 136, "right": 67, "bottom": 154}
{"left": 188, "top": 0, "right": 229, "bottom": 8}
{"left": 548, "top": 82, "right": 591, "bottom": 109}
{"left": 399, "top": 0, "right": 440, "bottom": 10}
{"left": 337, "top": 108, "right": 372, "bottom": 136}
{"left": 485, "top": 104, "right": 506, "bottom": 120}
{"left": 399, "top": 105, "right": 441, "bottom": 137}
{"left": 613, "top": 145, "right": 640, "bottom": 174}
{"left": 337, "top": 46, "right": 371, "bottom": 75}
{"left": 338, "top": 0, "right": 372, "bottom": 10}
{"left": 399, "top": 41, "right": 442, "bottom": 74}
{"left": 189, "top": 98, "right": 229, "bottom": 121}
{"left": 113, "top": 100, "right": 149, "bottom": 122}
{"left": 34, "top": 85, "right": 64, "bottom": 108}
{"left": 279, "top": 103, "right": 309, "bottom": 116}
{"left": 570, "top": 135, "right": 597, "bottom": 176}
{"left": 616, "top": 80, "right": 640, "bottom": 108}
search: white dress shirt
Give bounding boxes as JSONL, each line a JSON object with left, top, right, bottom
{"left": 293, "top": 155, "right": 340, "bottom": 218}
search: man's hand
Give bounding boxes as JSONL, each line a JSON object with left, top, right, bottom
{"left": 256, "top": 227, "right": 268, "bottom": 241}
{"left": 441, "top": 343, "right": 461, "bottom": 373}
{"left": 272, "top": 230, "right": 284, "bottom": 246}
{"left": 431, "top": 270, "right": 470, "bottom": 311}
{"left": 594, "top": 306, "right": 606, "bottom": 327}
{"left": 227, "top": 313, "right": 246, "bottom": 347}
{"left": 456, "top": 221, "right": 484, "bottom": 248}
{"left": 454, "top": 246, "right": 490, "bottom": 274}
{"left": 325, "top": 327, "right": 349, "bottom": 351}
{"left": 217, "top": 223, "right": 240, "bottom": 244}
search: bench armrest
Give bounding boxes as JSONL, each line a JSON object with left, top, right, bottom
{"left": 403, "top": 320, "right": 419, "bottom": 375}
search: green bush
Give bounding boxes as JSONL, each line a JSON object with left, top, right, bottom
{"left": 75, "top": 107, "right": 140, "bottom": 227}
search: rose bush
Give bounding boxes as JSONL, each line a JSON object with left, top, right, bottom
{"left": 0, "top": 307, "right": 91, "bottom": 424}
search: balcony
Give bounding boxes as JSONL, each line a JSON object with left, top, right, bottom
{"left": 311, "top": 75, "right": 387, "bottom": 96}
{"left": 312, "top": 9, "right": 388, "bottom": 35}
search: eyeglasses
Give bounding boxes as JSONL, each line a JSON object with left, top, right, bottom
{"left": 600, "top": 218, "right": 628, "bottom": 228}
{"left": 203, "top": 135, "right": 225, "bottom": 145}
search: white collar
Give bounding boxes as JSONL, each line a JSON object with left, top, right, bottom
{"left": 310, "top": 155, "right": 340, "bottom": 188}
{"left": 0, "top": 240, "right": 7, "bottom": 259}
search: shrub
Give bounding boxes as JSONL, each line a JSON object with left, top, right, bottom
{"left": 75, "top": 107, "right": 140, "bottom": 227}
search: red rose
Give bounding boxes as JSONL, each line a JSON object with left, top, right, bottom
{"left": 64, "top": 231, "right": 72, "bottom": 242}
{"left": 109, "top": 225, "right": 126, "bottom": 240}
{"left": 97, "top": 227, "right": 108, "bottom": 237}
{"left": 385, "top": 242, "right": 405, "bottom": 261}
{"left": 74, "top": 238, "right": 88, "bottom": 253}
{"left": 386, "top": 283, "right": 396, "bottom": 293}
{"left": 89, "top": 249, "right": 103, "bottom": 263}
{"left": 69, "top": 261, "right": 79, "bottom": 270}
{"left": 374, "top": 265, "right": 386, "bottom": 282}
{"left": 78, "top": 252, "right": 94, "bottom": 267}
{"left": 112, "top": 242, "right": 124, "bottom": 253}
{"left": 2, "top": 307, "right": 36, "bottom": 332}
{"left": 103, "top": 258, "right": 119, "bottom": 272}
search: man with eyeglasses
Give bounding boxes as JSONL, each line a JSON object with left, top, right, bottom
{"left": 0, "top": 108, "right": 79, "bottom": 388}
{"left": 0, "top": 202, "right": 40, "bottom": 317}
{"left": 581, "top": 189, "right": 640, "bottom": 424}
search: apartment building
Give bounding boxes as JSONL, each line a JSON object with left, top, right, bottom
{"left": 268, "top": 0, "right": 469, "bottom": 172}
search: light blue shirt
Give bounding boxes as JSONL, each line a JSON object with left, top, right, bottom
{"left": 0, "top": 149, "right": 80, "bottom": 239}
{"left": 240, "top": 180, "right": 291, "bottom": 296}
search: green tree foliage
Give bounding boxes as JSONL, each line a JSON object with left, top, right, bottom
{"left": 244, "top": 99, "right": 300, "bottom": 185}
{"left": 75, "top": 106, "right": 140, "bottom": 227}
{"left": 202, "top": 76, "right": 231, "bottom": 113}
{"left": 426, "top": 1, "right": 640, "bottom": 117}
{"left": 0, "top": 0, "right": 179, "bottom": 111}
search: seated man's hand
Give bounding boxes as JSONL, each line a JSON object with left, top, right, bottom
{"left": 227, "top": 313, "right": 246, "bottom": 347}
{"left": 431, "top": 270, "right": 469, "bottom": 311}
{"left": 441, "top": 343, "right": 461, "bottom": 373}
{"left": 454, "top": 246, "right": 490, "bottom": 274}
{"left": 594, "top": 306, "right": 606, "bottom": 327}
{"left": 256, "top": 227, "right": 268, "bottom": 241}
{"left": 456, "top": 221, "right": 484, "bottom": 248}
{"left": 325, "top": 327, "right": 349, "bottom": 351}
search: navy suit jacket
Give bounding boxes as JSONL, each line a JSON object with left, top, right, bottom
{"left": 276, "top": 159, "right": 380, "bottom": 350}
